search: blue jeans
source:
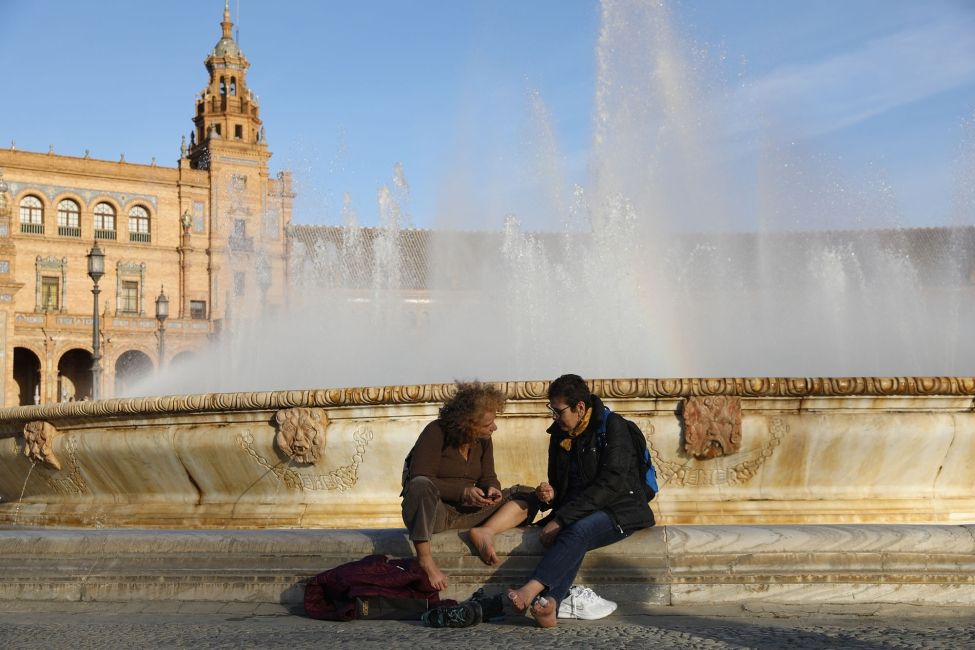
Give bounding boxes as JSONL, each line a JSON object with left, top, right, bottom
{"left": 531, "top": 510, "right": 630, "bottom": 603}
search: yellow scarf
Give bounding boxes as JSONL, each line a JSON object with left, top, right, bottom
{"left": 560, "top": 407, "right": 593, "bottom": 452}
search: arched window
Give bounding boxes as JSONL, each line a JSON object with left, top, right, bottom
{"left": 115, "top": 350, "right": 154, "bottom": 394}
{"left": 219, "top": 77, "right": 226, "bottom": 96}
{"left": 128, "top": 205, "right": 151, "bottom": 243}
{"left": 57, "top": 199, "right": 81, "bottom": 236}
{"left": 94, "top": 202, "right": 117, "bottom": 240}
{"left": 19, "top": 195, "right": 43, "bottom": 234}
{"left": 230, "top": 77, "right": 237, "bottom": 96}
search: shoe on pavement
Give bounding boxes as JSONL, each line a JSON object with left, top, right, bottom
{"left": 421, "top": 601, "right": 483, "bottom": 628}
{"left": 557, "top": 585, "right": 617, "bottom": 620}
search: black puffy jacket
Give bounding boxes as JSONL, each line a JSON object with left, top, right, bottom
{"left": 542, "top": 395, "right": 655, "bottom": 534}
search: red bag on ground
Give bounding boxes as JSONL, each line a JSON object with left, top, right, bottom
{"left": 304, "top": 554, "right": 450, "bottom": 621}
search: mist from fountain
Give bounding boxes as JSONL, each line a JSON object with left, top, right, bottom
{"left": 128, "top": 0, "right": 974, "bottom": 398}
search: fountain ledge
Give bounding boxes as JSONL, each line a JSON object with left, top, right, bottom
{"left": 0, "top": 524, "right": 973, "bottom": 606}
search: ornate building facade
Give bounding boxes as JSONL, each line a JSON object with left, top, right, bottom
{"left": 0, "top": 4, "right": 292, "bottom": 406}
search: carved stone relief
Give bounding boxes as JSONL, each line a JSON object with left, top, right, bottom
{"left": 650, "top": 416, "right": 787, "bottom": 487}
{"left": 274, "top": 407, "right": 328, "bottom": 465}
{"left": 682, "top": 396, "right": 742, "bottom": 459}
{"left": 237, "top": 427, "right": 373, "bottom": 491}
{"left": 23, "top": 420, "right": 61, "bottom": 470}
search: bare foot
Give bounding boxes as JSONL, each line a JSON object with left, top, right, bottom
{"left": 418, "top": 557, "right": 448, "bottom": 591}
{"left": 530, "top": 596, "right": 557, "bottom": 628}
{"left": 469, "top": 527, "right": 499, "bottom": 565}
{"left": 506, "top": 588, "right": 528, "bottom": 613}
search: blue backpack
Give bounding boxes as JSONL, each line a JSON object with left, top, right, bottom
{"left": 595, "top": 407, "right": 659, "bottom": 501}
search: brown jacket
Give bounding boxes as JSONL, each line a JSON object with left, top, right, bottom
{"left": 406, "top": 420, "right": 501, "bottom": 504}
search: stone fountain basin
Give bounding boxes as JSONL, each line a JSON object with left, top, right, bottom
{"left": 0, "top": 377, "right": 973, "bottom": 529}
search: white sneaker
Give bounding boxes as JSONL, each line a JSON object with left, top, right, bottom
{"left": 557, "top": 585, "right": 617, "bottom": 620}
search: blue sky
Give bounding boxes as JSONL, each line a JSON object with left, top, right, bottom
{"left": 1, "top": 0, "right": 973, "bottom": 231}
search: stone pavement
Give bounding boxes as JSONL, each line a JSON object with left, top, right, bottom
{"left": 0, "top": 601, "right": 972, "bottom": 649}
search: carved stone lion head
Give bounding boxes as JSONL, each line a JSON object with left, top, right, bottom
{"left": 274, "top": 407, "right": 328, "bottom": 465}
{"left": 23, "top": 420, "right": 61, "bottom": 470}
{"left": 682, "top": 396, "right": 742, "bottom": 459}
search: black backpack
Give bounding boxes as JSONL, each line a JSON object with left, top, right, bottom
{"left": 595, "top": 407, "right": 658, "bottom": 501}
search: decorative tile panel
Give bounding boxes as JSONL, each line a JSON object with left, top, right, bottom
{"left": 6, "top": 182, "right": 158, "bottom": 209}
{"left": 193, "top": 201, "right": 206, "bottom": 233}
{"left": 214, "top": 156, "right": 260, "bottom": 166}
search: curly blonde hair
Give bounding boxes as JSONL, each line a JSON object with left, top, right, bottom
{"left": 438, "top": 381, "right": 506, "bottom": 447}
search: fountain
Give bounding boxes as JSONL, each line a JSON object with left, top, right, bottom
{"left": 0, "top": 376, "right": 973, "bottom": 529}
{"left": 0, "top": 0, "right": 972, "bottom": 606}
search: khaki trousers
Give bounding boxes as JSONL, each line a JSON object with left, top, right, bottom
{"left": 401, "top": 477, "right": 538, "bottom": 541}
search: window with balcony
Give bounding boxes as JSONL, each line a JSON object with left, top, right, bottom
{"left": 128, "top": 205, "right": 151, "bottom": 243}
{"left": 57, "top": 199, "right": 81, "bottom": 237}
{"left": 94, "top": 202, "right": 117, "bottom": 240}
{"left": 115, "top": 261, "right": 145, "bottom": 315}
{"left": 119, "top": 280, "right": 139, "bottom": 314}
{"left": 35, "top": 257, "right": 65, "bottom": 312}
{"left": 229, "top": 218, "right": 252, "bottom": 251}
{"left": 19, "top": 195, "right": 43, "bottom": 234}
{"left": 190, "top": 300, "right": 207, "bottom": 320}
{"left": 41, "top": 276, "right": 59, "bottom": 310}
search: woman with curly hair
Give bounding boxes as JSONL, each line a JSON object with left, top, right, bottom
{"left": 402, "top": 381, "right": 537, "bottom": 591}
{"left": 420, "top": 374, "right": 654, "bottom": 629}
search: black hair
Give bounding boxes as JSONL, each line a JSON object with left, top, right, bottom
{"left": 547, "top": 373, "right": 592, "bottom": 408}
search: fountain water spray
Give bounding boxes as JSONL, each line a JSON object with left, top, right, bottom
{"left": 129, "top": 0, "right": 974, "bottom": 397}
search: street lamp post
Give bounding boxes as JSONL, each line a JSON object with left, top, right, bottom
{"left": 155, "top": 286, "right": 169, "bottom": 371}
{"left": 86, "top": 242, "right": 105, "bottom": 400}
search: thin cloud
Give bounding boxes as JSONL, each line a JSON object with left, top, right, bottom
{"left": 729, "top": 14, "right": 975, "bottom": 141}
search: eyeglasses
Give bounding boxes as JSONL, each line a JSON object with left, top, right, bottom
{"left": 546, "top": 404, "right": 572, "bottom": 418}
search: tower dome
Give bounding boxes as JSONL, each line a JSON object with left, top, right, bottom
{"left": 212, "top": 1, "right": 243, "bottom": 59}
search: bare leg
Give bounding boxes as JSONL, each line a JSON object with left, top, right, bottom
{"left": 507, "top": 579, "right": 557, "bottom": 628}
{"left": 469, "top": 500, "right": 528, "bottom": 565}
{"left": 413, "top": 540, "right": 448, "bottom": 591}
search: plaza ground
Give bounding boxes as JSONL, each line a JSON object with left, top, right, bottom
{"left": 0, "top": 600, "right": 972, "bottom": 649}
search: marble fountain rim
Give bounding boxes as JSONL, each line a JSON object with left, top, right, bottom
{"left": 0, "top": 376, "right": 972, "bottom": 424}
